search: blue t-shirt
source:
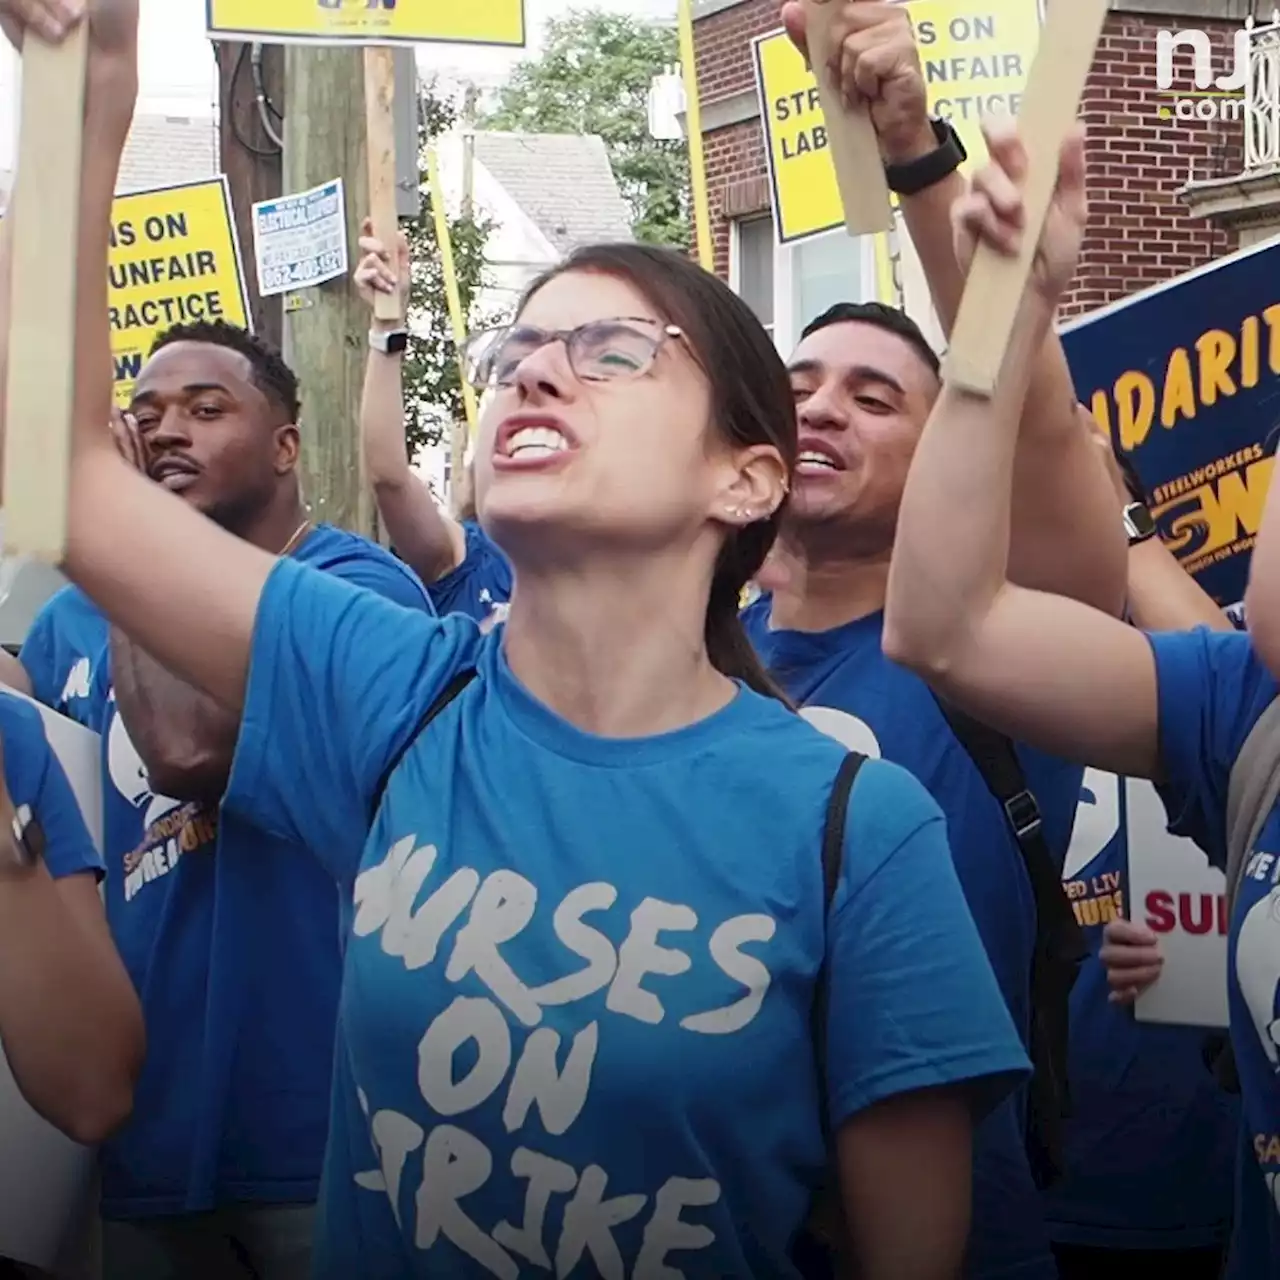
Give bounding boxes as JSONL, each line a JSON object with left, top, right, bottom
{"left": 743, "top": 599, "right": 1080, "bottom": 1280}
{"left": 97, "top": 525, "right": 434, "bottom": 1219}
{"left": 426, "top": 520, "right": 512, "bottom": 625}
{"left": 0, "top": 692, "right": 102, "bottom": 881}
{"left": 1149, "top": 625, "right": 1280, "bottom": 1277}
{"left": 1043, "top": 767, "right": 1236, "bottom": 1248}
{"left": 223, "top": 559, "right": 1030, "bottom": 1278}
{"left": 19, "top": 585, "right": 108, "bottom": 727}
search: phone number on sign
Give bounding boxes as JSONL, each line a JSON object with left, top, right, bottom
{"left": 261, "top": 251, "right": 344, "bottom": 291}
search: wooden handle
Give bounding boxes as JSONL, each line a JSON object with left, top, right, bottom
{"left": 363, "top": 46, "right": 401, "bottom": 324}
{"left": 942, "top": 0, "right": 1107, "bottom": 396}
{"left": 801, "top": 0, "right": 892, "bottom": 235}
{"left": 3, "top": 24, "right": 89, "bottom": 562}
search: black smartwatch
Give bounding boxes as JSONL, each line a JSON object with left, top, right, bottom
{"left": 884, "top": 118, "right": 967, "bottom": 196}
{"left": 1123, "top": 501, "right": 1158, "bottom": 546}
{"left": 369, "top": 328, "right": 409, "bottom": 356}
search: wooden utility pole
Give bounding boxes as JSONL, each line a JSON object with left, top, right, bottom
{"left": 282, "top": 46, "right": 373, "bottom": 537}
{"left": 217, "top": 42, "right": 284, "bottom": 349}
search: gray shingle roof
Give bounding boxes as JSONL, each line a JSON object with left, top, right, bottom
{"left": 471, "top": 132, "right": 634, "bottom": 254}
{"left": 118, "top": 114, "right": 219, "bottom": 195}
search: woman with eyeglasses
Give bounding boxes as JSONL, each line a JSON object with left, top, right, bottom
{"left": 20, "top": 7, "right": 1030, "bottom": 1273}
{"left": 355, "top": 221, "right": 513, "bottom": 627}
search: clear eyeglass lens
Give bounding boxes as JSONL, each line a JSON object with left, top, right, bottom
{"left": 570, "top": 320, "right": 662, "bottom": 381}
{"left": 469, "top": 319, "right": 665, "bottom": 387}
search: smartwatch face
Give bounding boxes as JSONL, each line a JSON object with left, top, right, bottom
{"left": 1125, "top": 503, "right": 1158, "bottom": 540}
{"left": 386, "top": 331, "right": 409, "bottom": 354}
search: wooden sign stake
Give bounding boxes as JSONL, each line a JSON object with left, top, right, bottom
{"left": 363, "top": 46, "right": 402, "bottom": 325}
{"left": 942, "top": 0, "right": 1108, "bottom": 396}
{"left": 801, "top": 0, "right": 892, "bottom": 235}
{"left": 3, "top": 24, "right": 89, "bottom": 562}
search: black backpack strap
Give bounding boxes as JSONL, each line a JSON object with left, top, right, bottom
{"left": 931, "top": 694, "right": 1087, "bottom": 1190}
{"left": 797, "top": 752, "right": 865, "bottom": 1277}
{"left": 814, "top": 751, "right": 865, "bottom": 1130}
{"left": 368, "top": 668, "right": 477, "bottom": 824}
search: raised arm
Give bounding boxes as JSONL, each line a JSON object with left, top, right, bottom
{"left": 882, "top": 121, "right": 1162, "bottom": 781}
{"left": 355, "top": 219, "right": 465, "bottom": 583}
{"left": 1086, "top": 427, "right": 1234, "bottom": 634}
{"left": 1, "top": 1, "right": 274, "bottom": 711}
{"left": 109, "top": 627, "right": 237, "bottom": 800}
{"left": 783, "top": 1, "right": 1125, "bottom": 616}
{"left": 101, "top": 410, "right": 238, "bottom": 799}
{"left": 1241, "top": 437, "right": 1280, "bottom": 673}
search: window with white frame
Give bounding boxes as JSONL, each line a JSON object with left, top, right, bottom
{"left": 730, "top": 214, "right": 775, "bottom": 337}
{"left": 781, "top": 228, "right": 869, "bottom": 352}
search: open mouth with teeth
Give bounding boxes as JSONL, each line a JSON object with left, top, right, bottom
{"left": 795, "top": 449, "right": 843, "bottom": 474}
{"left": 503, "top": 426, "right": 570, "bottom": 460}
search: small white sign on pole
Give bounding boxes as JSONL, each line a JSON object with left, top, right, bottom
{"left": 251, "top": 177, "right": 348, "bottom": 299}
{"left": 0, "top": 693, "right": 102, "bottom": 1276}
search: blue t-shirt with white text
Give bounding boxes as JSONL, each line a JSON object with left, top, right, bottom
{"left": 223, "top": 559, "right": 1031, "bottom": 1277}
{"left": 96, "top": 525, "right": 434, "bottom": 1219}
{"left": 426, "top": 520, "right": 512, "bottom": 625}
{"left": 743, "top": 598, "right": 1080, "bottom": 1280}
{"left": 1149, "top": 626, "right": 1280, "bottom": 1277}
{"left": 0, "top": 691, "right": 102, "bottom": 881}
{"left": 1043, "top": 768, "right": 1236, "bottom": 1248}
{"left": 19, "top": 585, "right": 108, "bottom": 727}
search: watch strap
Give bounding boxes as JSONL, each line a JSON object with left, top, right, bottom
{"left": 884, "top": 118, "right": 967, "bottom": 196}
{"left": 1123, "top": 502, "right": 1157, "bottom": 545}
{"left": 369, "top": 328, "right": 409, "bottom": 355}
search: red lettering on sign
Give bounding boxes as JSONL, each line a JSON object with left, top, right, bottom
{"left": 1144, "top": 890, "right": 1228, "bottom": 935}
{"left": 1145, "top": 891, "right": 1175, "bottom": 932}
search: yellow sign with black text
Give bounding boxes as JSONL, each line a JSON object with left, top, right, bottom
{"left": 753, "top": 0, "right": 1042, "bottom": 244}
{"left": 205, "top": 0, "right": 525, "bottom": 48}
{"left": 109, "top": 178, "right": 250, "bottom": 405}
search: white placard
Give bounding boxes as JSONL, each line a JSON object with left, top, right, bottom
{"left": 0, "top": 693, "right": 101, "bottom": 1275}
{"left": 1126, "top": 777, "right": 1229, "bottom": 1029}
{"left": 251, "top": 177, "right": 348, "bottom": 298}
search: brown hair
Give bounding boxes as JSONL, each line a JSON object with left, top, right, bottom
{"left": 520, "top": 243, "right": 796, "bottom": 703}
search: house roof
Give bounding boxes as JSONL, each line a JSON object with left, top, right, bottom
{"left": 118, "top": 113, "right": 219, "bottom": 194}
{"left": 0, "top": 113, "right": 219, "bottom": 216}
{"left": 471, "top": 132, "right": 633, "bottom": 254}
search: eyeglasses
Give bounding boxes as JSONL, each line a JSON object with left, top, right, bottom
{"left": 462, "top": 316, "right": 684, "bottom": 390}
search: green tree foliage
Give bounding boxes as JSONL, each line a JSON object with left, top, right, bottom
{"left": 401, "top": 83, "right": 495, "bottom": 456}
{"left": 482, "top": 10, "right": 690, "bottom": 247}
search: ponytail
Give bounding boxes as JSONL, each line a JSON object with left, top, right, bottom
{"left": 705, "top": 547, "right": 793, "bottom": 706}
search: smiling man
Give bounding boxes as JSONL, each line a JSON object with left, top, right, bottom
{"left": 741, "top": 8, "right": 1125, "bottom": 1277}
{"left": 94, "top": 318, "right": 436, "bottom": 1280}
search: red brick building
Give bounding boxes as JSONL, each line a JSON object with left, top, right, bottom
{"left": 692, "top": 0, "right": 1254, "bottom": 348}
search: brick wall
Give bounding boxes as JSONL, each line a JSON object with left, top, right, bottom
{"left": 693, "top": 2, "right": 1245, "bottom": 317}
{"left": 695, "top": 0, "right": 781, "bottom": 280}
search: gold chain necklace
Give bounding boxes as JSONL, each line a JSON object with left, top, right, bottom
{"left": 278, "top": 519, "right": 312, "bottom": 559}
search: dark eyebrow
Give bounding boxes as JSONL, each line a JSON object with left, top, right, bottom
{"left": 130, "top": 382, "right": 234, "bottom": 409}
{"left": 786, "top": 358, "right": 906, "bottom": 396}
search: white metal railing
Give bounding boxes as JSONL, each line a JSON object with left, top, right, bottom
{"left": 1247, "top": 14, "right": 1280, "bottom": 170}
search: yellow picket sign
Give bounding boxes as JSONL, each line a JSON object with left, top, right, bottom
{"left": 109, "top": 177, "right": 250, "bottom": 405}
{"left": 754, "top": 0, "right": 1043, "bottom": 246}
{"left": 206, "top": 0, "right": 525, "bottom": 47}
